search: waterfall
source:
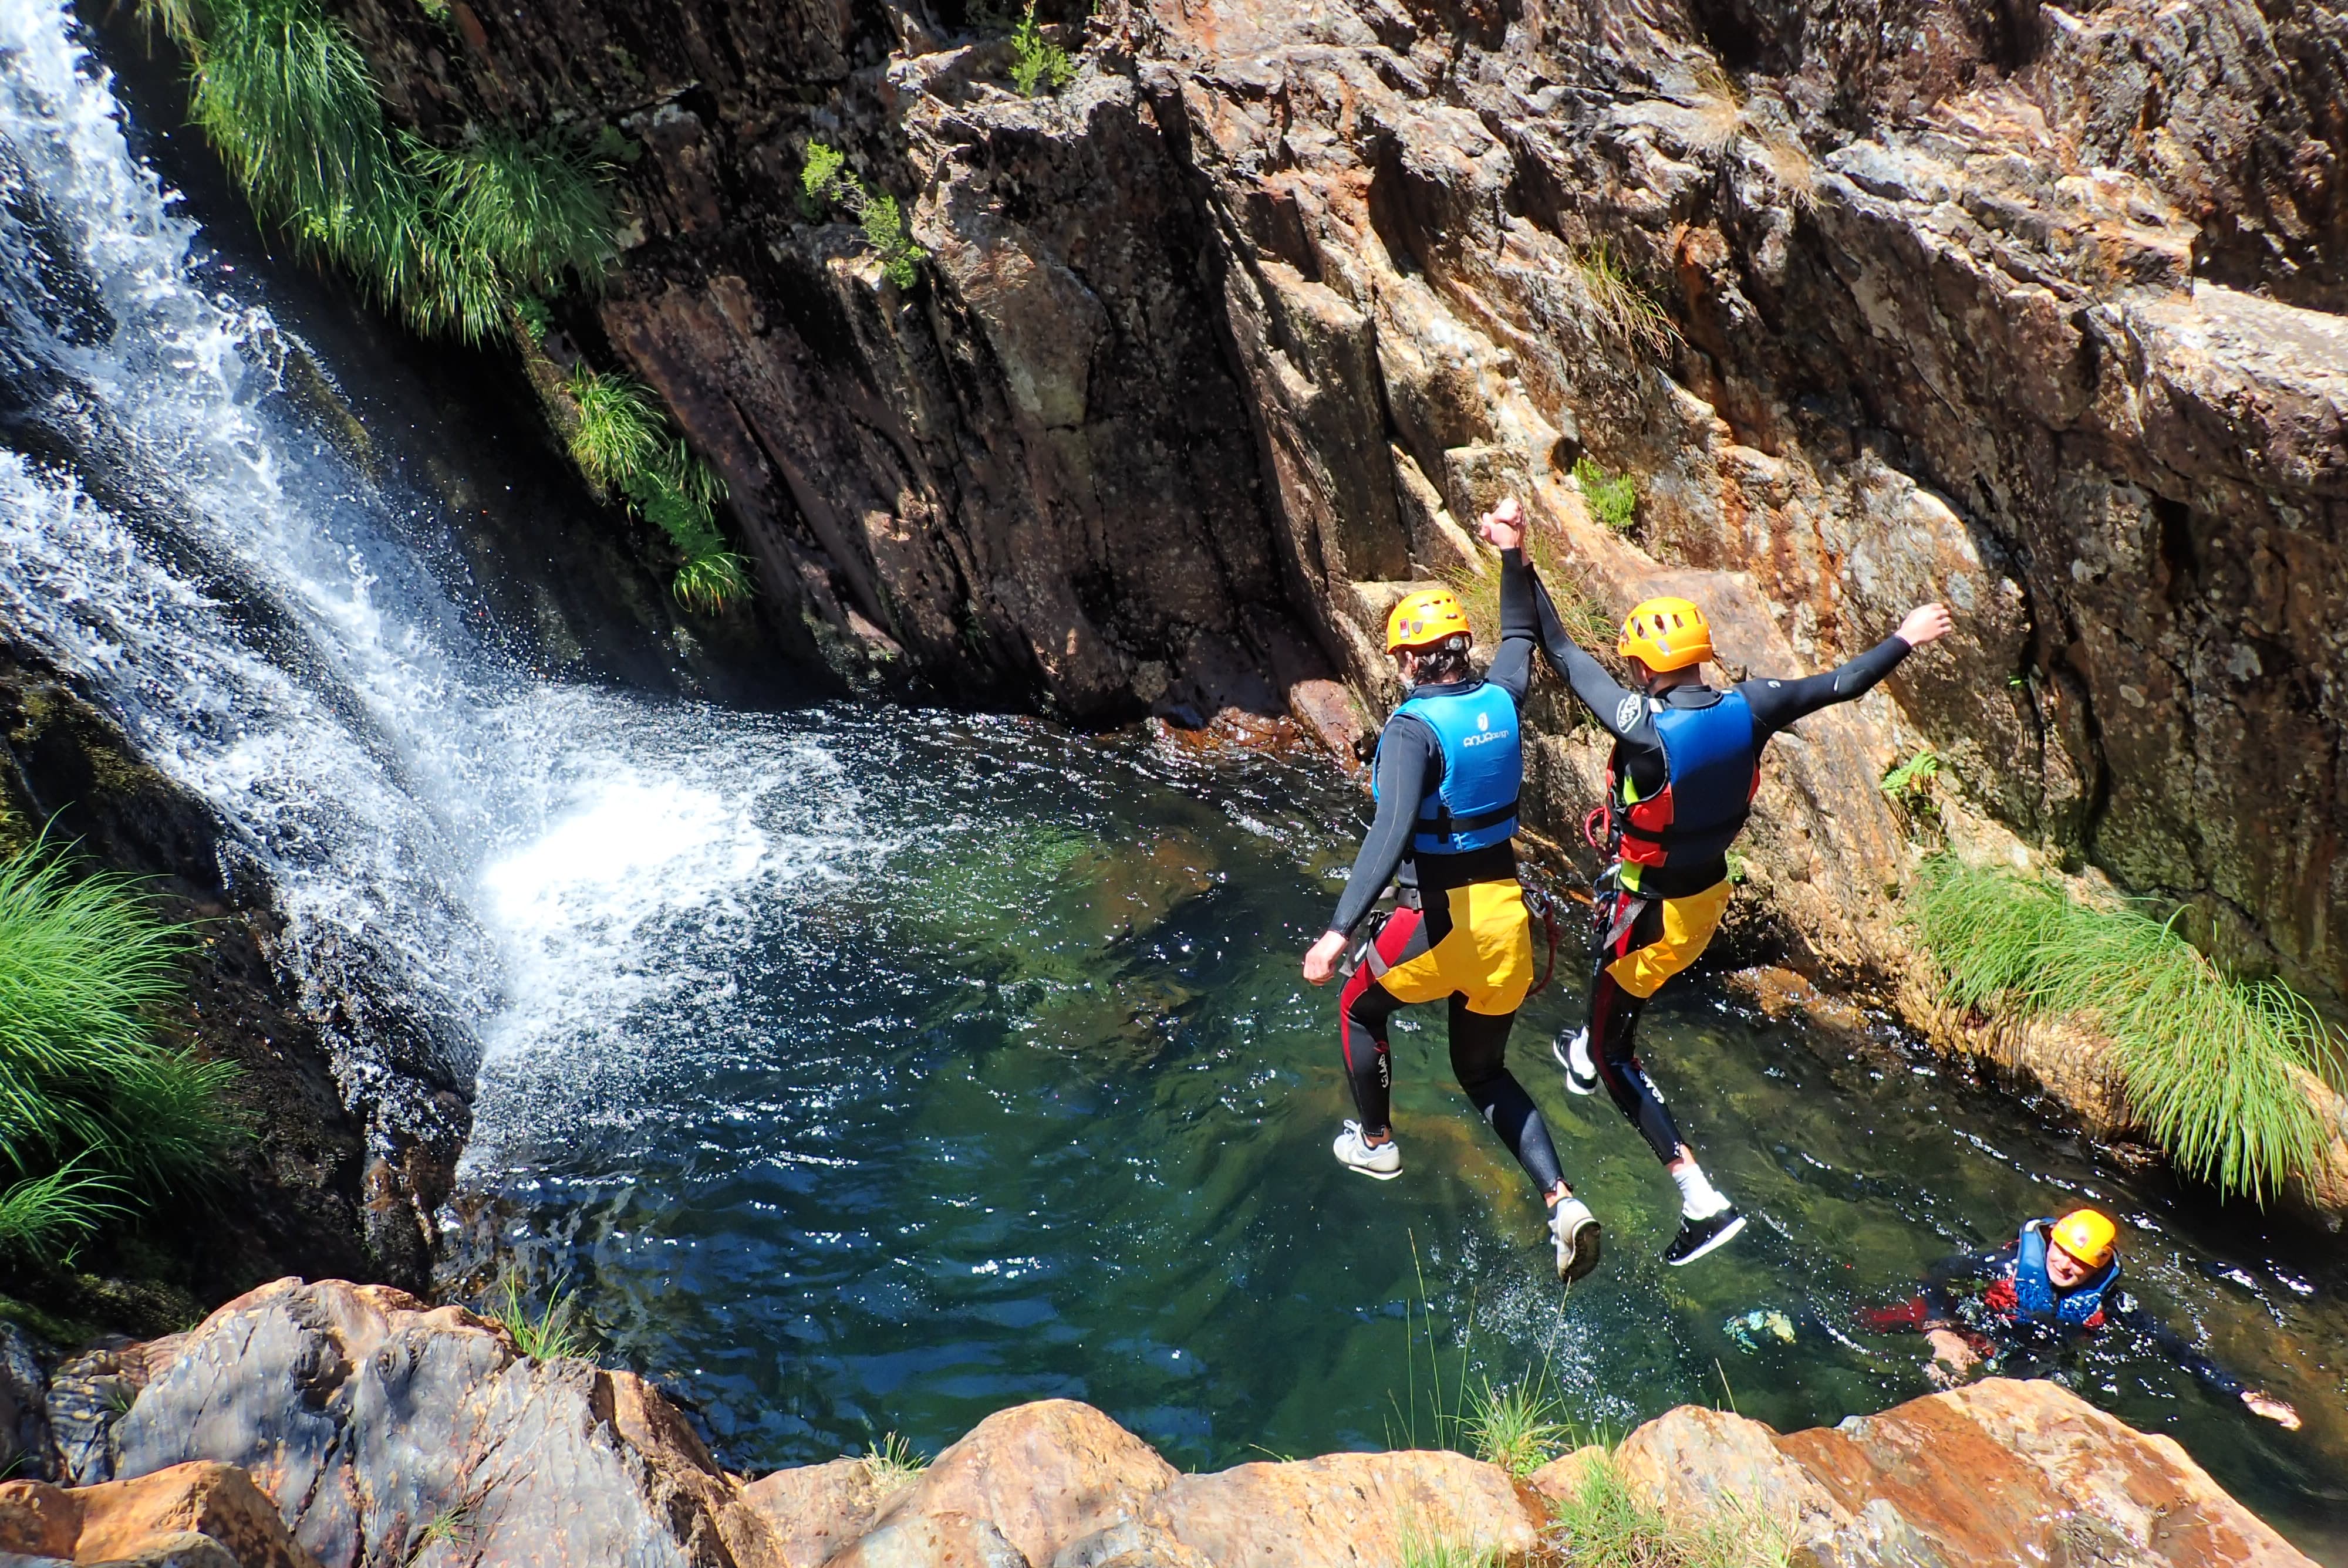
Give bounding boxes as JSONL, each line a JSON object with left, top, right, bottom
{"left": 0, "top": 0, "right": 855, "bottom": 1208}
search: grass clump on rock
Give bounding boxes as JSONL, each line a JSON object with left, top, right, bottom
{"left": 484, "top": 1271, "right": 588, "bottom": 1361}
{"left": 143, "top": 0, "right": 751, "bottom": 609}
{"left": 1465, "top": 1374, "right": 1570, "bottom": 1479}
{"left": 565, "top": 369, "right": 750, "bottom": 611}
{"left": 1912, "top": 857, "right": 2343, "bottom": 1204}
{"left": 0, "top": 847, "right": 236, "bottom": 1256}
{"left": 1546, "top": 1449, "right": 1790, "bottom": 1567}
{"left": 1571, "top": 457, "right": 1639, "bottom": 533}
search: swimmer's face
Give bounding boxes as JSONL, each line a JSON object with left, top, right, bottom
{"left": 2047, "top": 1242, "right": 2093, "bottom": 1289}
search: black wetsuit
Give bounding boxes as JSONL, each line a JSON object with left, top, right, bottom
{"left": 1530, "top": 575, "right": 1915, "bottom": 1163}
{"left": 1327, "top": 549, "right": 1564, "bottom": 1194}
{"left": 1911, "top": 1243, "right": 2249, "bottom": 1398}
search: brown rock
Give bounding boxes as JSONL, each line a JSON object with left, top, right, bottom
{"left": 862, "top": 1401, "right": 1176, "bottom": 1568}
{"left": 821, "top": 1509, "right": 1030, "bottom": 1568}
{"left": 0, "top": 1478, "right": 82, "bottom": 1557}
{"left": 1523, "top": 1446, "right": 1606, "bottom": 1509}
{"left": 1144, "top": 1449, "right": 1546, "bottom": 1568}
{"left": 738, "top": 1458, "right": 887, "bottom": 1568}
{"left": 74, "top": 1462, "right": 323, "bottom": 1568}
{"left": 1619, "top": 1379, "right": 2317, "bottom": 1568}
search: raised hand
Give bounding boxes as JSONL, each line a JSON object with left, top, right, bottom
{"left": 1478, "top": 496, "right": 1524, "bottom": 553}
{"left": 1898, "top": 602, "right": 1954, "bottom": 647}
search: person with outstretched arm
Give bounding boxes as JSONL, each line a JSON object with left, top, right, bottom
{"left": 1524, "top": 524, "right": 1954, "bottom": 1264}
{"left": 1301, "top": 499, "right": 1603, "bottom": 1284}
{"left": 1864, "top": 1208, "right": 2302, "bottom": 1429}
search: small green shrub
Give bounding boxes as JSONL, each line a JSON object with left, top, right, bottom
{"left": 1547, "top": 1448, "right": 1789, "bottom": 1568}
{"left": 0, "top": 848, "right": 235, "bottom": 1255}
{"left": 1009, "top": 1, "right": 1076, "bottom": 96}
{"left": 1911, "top": 858, "right": 2343, "bottom": 1203}
{"left": 1465, "top": 1374, "right": 1570, "bottom": 1478}
{"left": 801, "top": 141, "right": 925, "bottom": 287}
{"left": 1572, "top": 456, "right": 1639, "bottom": 532}
{"left": 485, "top": 1272, "right": 588, "bottom": 1361}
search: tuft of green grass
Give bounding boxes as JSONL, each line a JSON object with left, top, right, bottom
{"left": 0, "top": 1159, "right": 126, "bottom": 1258}
{"left": 862, "top": 1431, "right": 927, "bottom": 1495}
{"left": 1465, "top": 1374, "right": 1571, "bottom": 1479}
{"left": 1398, "top": 1519, "right": 1504, "bottom": 1568}
{"left": 1573, "top": 238, "right": 1678, "bottom": 357}
{"left": 485, "top": 1272, "right": 588, "bottom": 1361}
{"left": 1546, "top": 1447, "right": 1790, "bottom": 1568}
{"left": 1573, "top": 456, "right": 1639, "bottom": 532}
{"left": 801, "top": 141, "right": 925, "bottom": 288}
{"left": 0, "top": 846, "right": 237, "bottom": 1242}
{"left": 564, "top": 369, "right": 750, "bottom": 610}
{"left": 1911, "top": 857, "right": 2344, "bottom": 1204}
{"left": 1436, "top": 516, "right": 1612, "bottom": 690}
{"left": 1008, "top": 0, "right": 1077, "bottom": 96}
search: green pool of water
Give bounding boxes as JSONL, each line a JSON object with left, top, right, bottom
{"left": 463, "top": 705, "right": 2347, "bottom": 1560}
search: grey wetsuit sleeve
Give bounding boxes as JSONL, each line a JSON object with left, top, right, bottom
{"left": 1327, "top": 718, "right": 1435, "bottom": 938}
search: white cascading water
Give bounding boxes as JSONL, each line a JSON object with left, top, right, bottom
{"left": 0, "top": 0, "right": 858, "bottom": 1194}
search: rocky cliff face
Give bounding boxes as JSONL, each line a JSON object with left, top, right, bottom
{"left": 0, "top": 1276, "right": 2317, "bottom": 1567}
{"left": 319, "top": 0, "right": 2348, "bottom": 1012}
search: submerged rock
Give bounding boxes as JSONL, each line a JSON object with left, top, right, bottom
{"left": 63, "top": 1283, "right": 2311, "bottom": 1568}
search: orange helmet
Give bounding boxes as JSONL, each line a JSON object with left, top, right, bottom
{"left": 2051, "top": 1208, "right": 2118, "bottom": 1268}
{"left": 1618, "top": 596, "right": 1712, "bottom": 672}
{"left": 1386, "top": 588, "right": 1472, "bottom": 652}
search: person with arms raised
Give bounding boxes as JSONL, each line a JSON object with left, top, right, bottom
{"left": 1302, "top": 498, "right": 1601, "bottom": 1283}
{"left": 1523, "top": 518, "right": 1953, "bottom": 1263}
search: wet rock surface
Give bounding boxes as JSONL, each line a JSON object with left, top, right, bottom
{"left": 31, "top": 1285, "right": 2312, "bottom": 1567}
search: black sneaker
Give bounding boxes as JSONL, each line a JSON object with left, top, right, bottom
{"left": 1664, "top": 1206, "right": 1746, "bottom": 1266}
{"left": 1553, "top": 1028, "right": 1599, "bottom": 1096}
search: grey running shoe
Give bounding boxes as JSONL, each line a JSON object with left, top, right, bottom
{"left": 1554, "top": 1027, "right": 1599, "bottom": 1096}
{"left": 1665, "top": 1206, "right": 1747, "bottom": 1266}
{"left": 1550, "top": 1197, "right": 1602, "bottom": 1283}
{"left": 1332, "top": 1120, "right": 1401, "bottom": 1181}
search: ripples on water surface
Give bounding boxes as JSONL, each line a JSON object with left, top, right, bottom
{"left": 461, "top": 711, "right": 2348, "bottom": 1559}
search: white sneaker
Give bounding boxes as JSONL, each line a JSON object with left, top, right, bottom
{"left": 1554, "top": 1028, "right": 1599, "bottom": 1096}
{"left": 1332, "top": 1121, "right": 1401, "bottom": 1181}
{"left": 1550, "top": 1197, "right": 1602, "bottom": 1283}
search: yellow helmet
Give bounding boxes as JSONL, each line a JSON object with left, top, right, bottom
{"left": 2051, "top": 1208, "right": 2118, "bottom": 1268}
{"left": 1386, "top": 587, "right": 1472, "bottom": 652}
{"left": 1618, "top": 596, "right": 1712, "bottom": 672}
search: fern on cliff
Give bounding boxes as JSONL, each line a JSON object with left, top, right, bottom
{"left": 1911, "top": 858, "right": 2343, "bottom": 1204}
{"left": 0, "top": 846, "right": 238, "bottom": 1255}
{"left": 801, "top": 141, "right": 925, "bottom": 287}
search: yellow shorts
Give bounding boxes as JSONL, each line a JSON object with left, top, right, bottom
{"left": 1601, "top": 878, "right": 1732, "bottom": 999}
{"left": 1358, "top": 879, "right": 1535, "bottom": 1016}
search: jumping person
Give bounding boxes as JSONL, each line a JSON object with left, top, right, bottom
{"left": 1524, "top": 532, "right": 1953, "bottom": 1263}
{"left": 1302, "top": 499, "right": 1602, "bottom": 1284}
{"left": 1864, "top": 1208, "right": 2302, "bottom": 1430}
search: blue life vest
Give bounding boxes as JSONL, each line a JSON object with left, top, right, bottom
{"left": 2006, "top": 1218, "right": 2119, "bottom": 1328}
{"left": 1373, "top": 682, "right": 1522, "bottom": 856}
{"left": 1618, "top": 691, "right": 1759, "bottom": 869}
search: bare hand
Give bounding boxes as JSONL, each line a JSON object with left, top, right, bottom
{"left": 1303, "top": 930, "right": 1349, "bottom": 986}
{"left": 2244, "top": 1391, "right": 2303, "bottom": 1431}
{"left": 1924, "top": 1328, "right": 1980, "bottom": 1384}
{"left": 1479, "top": 496, "right": 1524, "bottom": 553}
{"left": 1897, "top": 603, "right": 1954, "bottom": 647}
